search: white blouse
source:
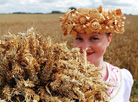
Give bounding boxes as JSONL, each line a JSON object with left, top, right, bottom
{"left": 105, "top": 62, "right": 134, "bottom": 102}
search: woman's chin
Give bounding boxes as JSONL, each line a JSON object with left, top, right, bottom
{"left": 87, "top": 56, "right": 94, "bottom": 63}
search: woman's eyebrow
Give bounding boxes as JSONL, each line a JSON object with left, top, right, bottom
{"left": 90, "top": 35, "right": 99, "bottom": 37}
{"left": 76, "top": 35, "right": 82, "bottom": 38}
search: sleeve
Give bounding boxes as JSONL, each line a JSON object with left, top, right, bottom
{"left": 121, "top": 68, "right": 134, "bottom": 101}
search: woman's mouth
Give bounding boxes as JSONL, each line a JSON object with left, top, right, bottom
{"left": 86, "top": 52, "right": 94, "bottom": 56}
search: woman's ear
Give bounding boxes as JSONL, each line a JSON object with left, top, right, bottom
{"left": 107, "top": 34, "right": 112, "bottom": 47}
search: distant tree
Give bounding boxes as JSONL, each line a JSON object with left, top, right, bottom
{"left": 51, "top": 11, "right": 61, "bottom": 14}
{"left": 69, "top": 7, "right": 76, "bottom": 10}
{"left": 12, "top": 12, "right": 27, "bottom": 14}
{"left": 35, "top": 12, "right": 43, "bottom": 14}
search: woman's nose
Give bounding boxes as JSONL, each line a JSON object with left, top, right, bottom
{"left": 80, "top": 41, "right": 91, "bottom": 50}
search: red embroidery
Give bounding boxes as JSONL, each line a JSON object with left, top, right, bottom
{"left": 108, "top": 63, "right": 119, "bottom": 95}
{"left": 108, "top": 78, "right": 114, "bottom": 94}
{"left": 110, "top": 88, "right": 114, "bottom": 94}
{"left": 110, "top": 65, "right": 118, "bottom": 82}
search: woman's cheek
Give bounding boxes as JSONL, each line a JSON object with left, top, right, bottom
{"left": 94, "top": 43, "right": 107, "bottom": 55}
{"left": 74, "top": 43, "right": 80, "bottom": 48}
{"left": 73, "top": 41, "right": 79, "bottom": 48}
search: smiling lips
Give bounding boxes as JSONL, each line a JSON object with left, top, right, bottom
{"left": 86, "top": 52, "right": 94, "bottom": 56}
{"left": 80, "top": 51, "right": 94, "bottom": 56}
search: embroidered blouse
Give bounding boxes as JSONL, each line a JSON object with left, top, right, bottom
{"left": 105, "top": 62, "right": 134, "bottom": 102}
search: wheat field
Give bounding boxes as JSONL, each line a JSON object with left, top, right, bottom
{"left": 0, "top": 14, "right": 138, "bottom": 101}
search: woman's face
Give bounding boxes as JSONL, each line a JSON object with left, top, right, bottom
{"left": 73, "top": 33, "right": 112, "bottom": 65}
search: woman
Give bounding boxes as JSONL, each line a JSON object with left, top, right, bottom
{"left": 59, "top": 5, "right": 133, "bottom": 102}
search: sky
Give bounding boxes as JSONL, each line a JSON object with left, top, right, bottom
{"left": 0, "top": 0, "right": 137, "bottom": 15}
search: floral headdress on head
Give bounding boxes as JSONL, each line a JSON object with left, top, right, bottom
{"left": 59, "top": 5, "right": 126, "bottom": 36}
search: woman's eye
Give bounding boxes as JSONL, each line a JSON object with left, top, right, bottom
{"left": 76, "top": 37, "right": 83, "bottom": 41}
{"left": 90, "top": 37, "right": 99, "bottom": 40}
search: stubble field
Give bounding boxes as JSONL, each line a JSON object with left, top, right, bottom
{"left": 0, "top": 14, "right": 138, "bottom": 101}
